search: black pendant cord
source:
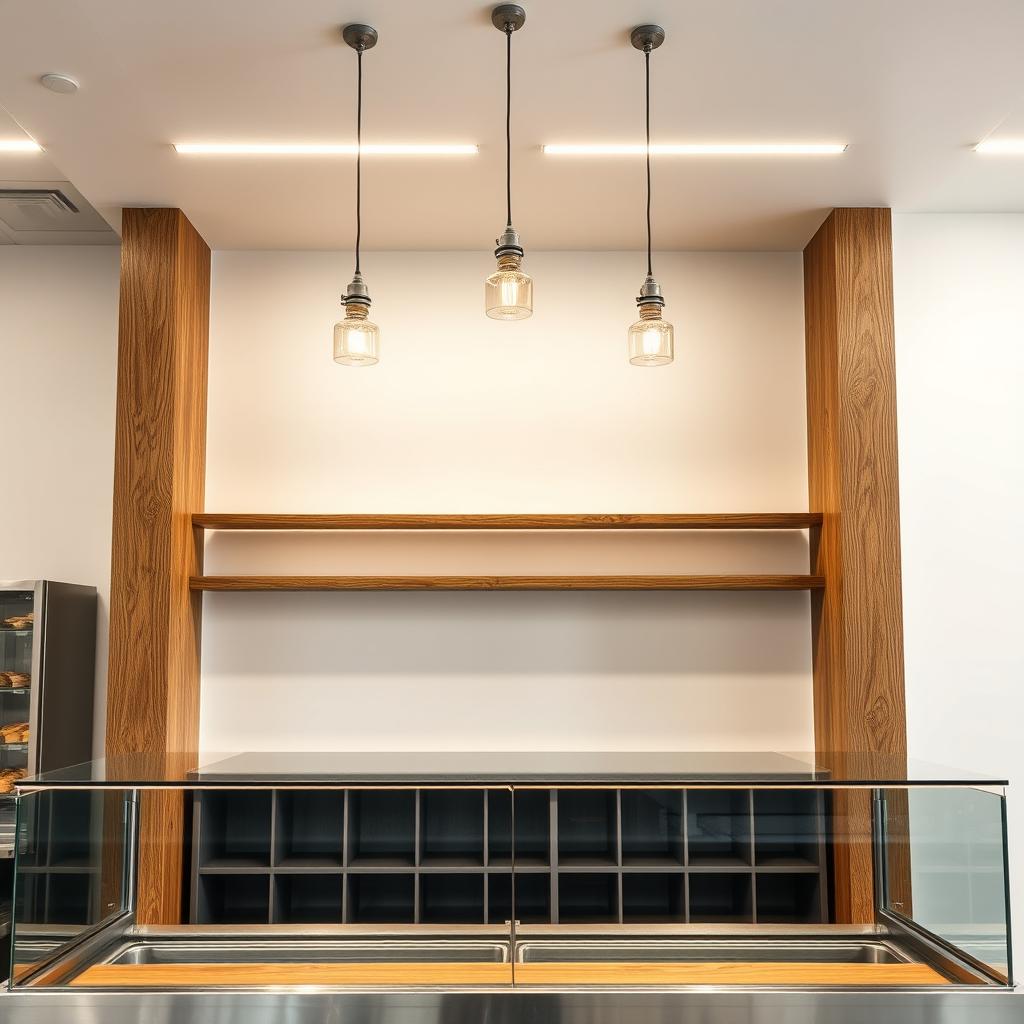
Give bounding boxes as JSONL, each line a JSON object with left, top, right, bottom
{"left": 644, "top": 45, "right": 652, "bottom": 278}
{"left": 355, "top": 45, "right": 363, "bottom": 276}
{"left": 505, "top": 24, "right": 513, "bottom": 229}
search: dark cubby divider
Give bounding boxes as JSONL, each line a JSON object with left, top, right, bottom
{"left": 197, "top": 873, "right": 270, "bottom": 925}
{"left": 557, "top": 790, "right": 618, "bottom": 866}
{"left": 421, "top": 873, "right": 485, "bottom": 924}
{"left": 190, "top": 787, "right": 828, "bottom": 926}
{"left": 488, "top": 872, "right": 551, "bottom": 925}
{"left": 488, "top": 789, "right": 550, "bottom": 866}
{"left": 753, "top": 790, "right": 823, "bottom": 867}
{"left": 273, "top": 874, "right": 343, "bottom": 924}
{"left": 348, "top": 873, "right": 415, "bottom": 924}
{"left": 621, "top": 790, "right": 684, "bottom": 866}
{"left": 689, "top": 872, "right": 753, "bottom": 924}
{"left": 687, "top": 790, "right": 752, "bottom": 867}
{"left": 348, "top": 790, "right": 416, "bottom": 866}
{"left": 199, "top": 791, "right": 272, "bottom": 868}
{"left": 622, "top": 872, "right": 686, "bottom": 923}
{"left": 421, "top": 790, "right": 484, "bottom": 866}
{"left": 558, "top": 872, "right": 619, "bottom": 923}
{"left": 755, "top": 872, "right": 822, "bottom": 924}
{"left": 275, "top": 791, "right": 344, "bottom": 868}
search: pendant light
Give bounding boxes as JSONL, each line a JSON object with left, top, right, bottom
{"left": 627, "top": 25, "right": 674, "bottom": 367}
{"left": 485, "top": 4, "right": 533, "bottom": 320}
{"left": 334, "top": 23, "right": 381, "bottom": 366}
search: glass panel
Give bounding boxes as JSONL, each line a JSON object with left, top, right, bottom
{"left": 24, "top": 750, "right": 1011, "bottom": 789}
{"left": 11, "top": 788, "right": 131, "bottom": 985}
{"left": 883, "top": 786, "right": 1011, "bottom": 983}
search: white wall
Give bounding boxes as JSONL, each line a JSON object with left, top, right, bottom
{"left": 200, "top": 250, "right": 814, "bottom": 753}
{"left": 0, "top": 246, "right": 120, "bottom": 752}
{"left": 893, "top": 213, "right": 1024, "bottom": 958}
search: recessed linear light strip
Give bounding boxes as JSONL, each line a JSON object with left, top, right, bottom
{"left": 0, "top": 139, "right": 42, "bottom": 152}
{"left": 975, "top": 140, "right": 1024, "bottom": 155}
{"left": 544, "top": 143, "right": 847, "bottom": 156}
{"left": 174, "top": 142, "right": 477, "bottom": 155}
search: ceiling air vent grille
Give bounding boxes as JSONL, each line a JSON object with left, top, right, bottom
{"left": 0, "top": 188, "right": 80, "bottom": 230}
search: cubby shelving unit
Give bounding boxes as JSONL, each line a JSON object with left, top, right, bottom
{"left": 14, "top": 790, "right": 101, "bottom": 926}
{"left": 188, "top": 513, "right": 824, "bottom": 592}
{"left": 190, "top": 788, "right": 828, "bottom": 926}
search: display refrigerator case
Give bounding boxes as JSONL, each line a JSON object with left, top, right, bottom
{"left": 0, "top": 580, "right": 97, "bottom": 988}
{"left": 1, "top": 751, "right": 1017, "bottom": 1024}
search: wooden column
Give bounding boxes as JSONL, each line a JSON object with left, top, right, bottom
{"left": 804, "top": 208, "right": 907, "bottom": 923}
{"left": 106, "top": 208, "right": 210, "bottom": 924}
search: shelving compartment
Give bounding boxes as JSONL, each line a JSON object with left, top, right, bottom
{"left": 348, "top": 874, "right": 415, "bottom": 924}
{"left": 198, "top": 791, "right": 272, "bottom": 869}
{"left": 420, "top": 873, "right": 485, "bottom": 924}
{"left": 755, "top": 872, "right": 822, "bottom": 924}
{"left": 621, "top": 790, "right": 684, "bottom": 866}
{"left": 46, "top": 873, "right": 93, "bottom": 925}
{"left": 558, "top": 872, "right": 619, "bottom": 923}
{"left": 753, "top": 790, "right": 822, "bottom": 868}
{"left": 273, "top": 874, "right": 343, "bottom": 924}
{"left": 47, "top": 791, "right": 96, "bottom": 868}
{"left": 420, "top": 790, "right": 484, "bottom": 867}
{"left": 348, "top": 791, "right": 416, "bottom": 867}
{"left": 197, "top": 874, "right": 270, "bottom": 925}
{"left": 687, "top": 790, "right": 752, "bottom": 867}
{"left": 557, "top": 790, "right": 617, "bottom": 866}
{"left": 622, "top": 872, "right": 686, "bottom": 923}
{"left": 689, "top": 873, "right": 754, "bottom": 924}
{"left": 188, "top": 786, "right": 829, "bottom": 926}
{"left": 488, "top": 872, "right": 551, "bottom": 925}
{"left": 488, "top": 789, "right": 550, "bottom": 867}
{"left": 274, "top": 791, "right": 344, "bottom": 868}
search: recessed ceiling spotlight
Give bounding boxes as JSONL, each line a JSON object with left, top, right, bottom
{"left": 975, "top": 140, "right": 1024, "bottom": 155}
{"left": 173, "top": 142, "right": 477, "bottom": 156}
{"left": 0, "top": 139, "right": 42, "bottom": 152}
{"left": 543, "top": 143, "right": 848, "bottom": 156}
{"left": 40, "top": 73, "right": 79, "bottom": 94}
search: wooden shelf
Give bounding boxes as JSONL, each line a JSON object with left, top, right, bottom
{"left": 190, "top": 575, "right": 824, "bottom": 592}
{"left": 193, "top": 513, "right": 822, "bottom": 531}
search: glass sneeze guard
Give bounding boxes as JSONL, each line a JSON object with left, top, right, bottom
{"left": 7, "top": 752, "right": 1013, "bottom": 992}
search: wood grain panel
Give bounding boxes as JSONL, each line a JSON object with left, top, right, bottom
{"left": 194, "top": 513, "right": 823, "bottom": 531}
{"left": 69, "top": 961, "right": 948, "bottom": 988}
{"left": 190, "top": 574, "right": 825, "bottom": 592}
{"left": 72, "top": 962, "right": 514, "bottom": 987}
{"left": 804, "top": 208, "right": 907, "bottom": 924}
{"left": 106, "top": 208, "right": 210, "bottom": 925}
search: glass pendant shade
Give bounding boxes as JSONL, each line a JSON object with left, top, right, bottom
{"left": 485, "top": 261, "right": 533, "bottom": 320}
{"left": 333, "top": 307, "right": 380, "bottom": 366}
{"left": 628, "top": 309, "right": 674, "bottom": 366}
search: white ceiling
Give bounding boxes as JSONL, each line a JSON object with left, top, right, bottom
{"left": 2, "top": 0, "right": 1024, "bottom": 250}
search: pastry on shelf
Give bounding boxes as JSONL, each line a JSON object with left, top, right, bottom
{"left": 0, "top": 672, "right": 30, "bottom": 688}
{"left": 0, "top": 767, "right": 26, "bottom": 794}
{"left": 0, "top": 721, "right": 29, "bottom": 743}
{"left": 2, "top": 613, "right": 33, "bottom": 630}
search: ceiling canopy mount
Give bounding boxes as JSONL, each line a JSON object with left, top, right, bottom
{"left": 341, "top": 24, "right": 378, "bottom": 52}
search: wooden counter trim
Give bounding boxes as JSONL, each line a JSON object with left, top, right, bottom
{"left": 190, "top": 574, "right": 826, "bottom": 592}
{"left": 69, "top": 960, "right": 949, "bottom": 988}
{"left": 193, "top": 513, "right": 823, "bottom": 531}
{"left": 71, "top": 962, "right": 513, "bottom": 987}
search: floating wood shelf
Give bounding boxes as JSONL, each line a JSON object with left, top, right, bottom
{"left": 193, "top": 513, "right": 822, "bottom": 531}
{"left": 190, "top": 575, "right": 825, "bottom": 592}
